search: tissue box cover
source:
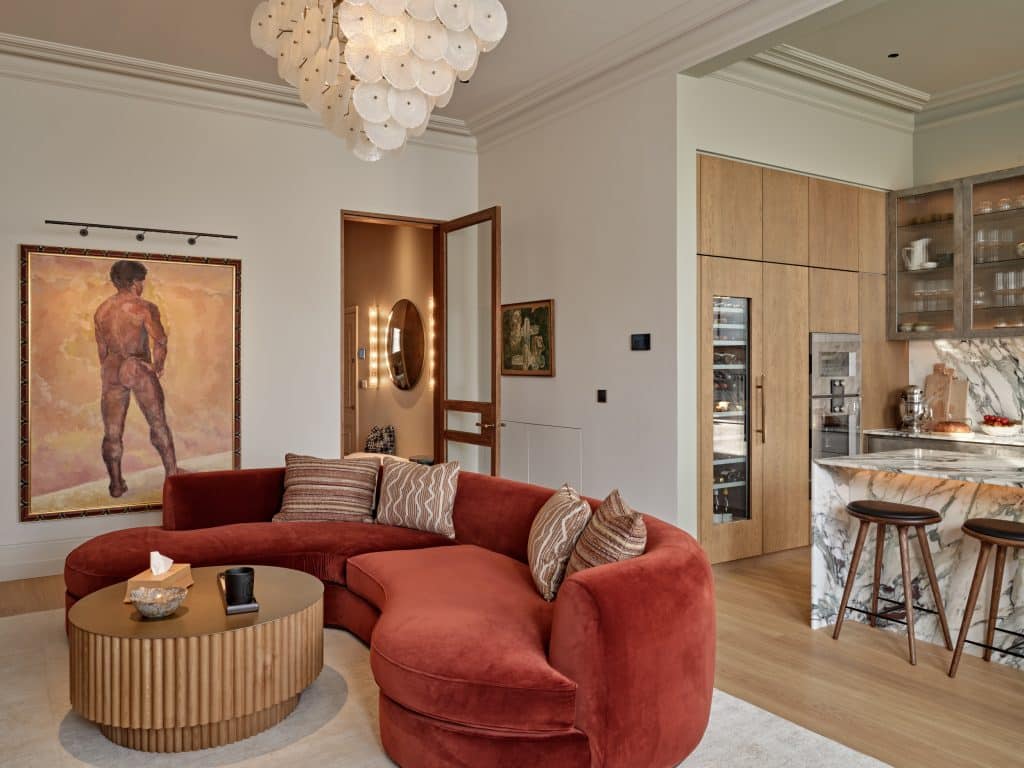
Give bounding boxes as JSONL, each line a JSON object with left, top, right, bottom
{"left": 123, "top": 563, "right": 193, "bottom": 602}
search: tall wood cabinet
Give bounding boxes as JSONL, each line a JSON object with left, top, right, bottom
{"left": 698, "top": 154, "right": 906, "bottom": 563}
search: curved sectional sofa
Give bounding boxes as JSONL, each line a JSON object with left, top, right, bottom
{"left": 65, "top": 468, "right": 715, "bottom": 767}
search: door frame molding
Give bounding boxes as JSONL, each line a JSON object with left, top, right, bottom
{"left": 343, "top": 305, "right": 359, "bottom": 456}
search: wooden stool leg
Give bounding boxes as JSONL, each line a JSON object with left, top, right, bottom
{"left": 984, "top": 546, "right": 1007, "bottom": 662}
{"left": 897, "top": 528, "right": 921, "bottom": 667}
{"left": 949, "top": 542, "right": 994, "bottom": 678}
{"left": 916, "top": 525, "right": 953, "bottom": 650}
{"left": 833, "top": 520, "right": 870, "bottom": 641}
{"left": 870, "top": 524, "right": 886, "bottom": 627}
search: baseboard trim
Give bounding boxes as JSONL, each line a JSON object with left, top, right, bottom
{"left": 0, "top": 537, "right": 88, "bottom": 582}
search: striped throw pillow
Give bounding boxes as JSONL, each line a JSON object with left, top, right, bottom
{"left": 527, "top": 485, "right": 593, "bottom": 601}
{"left": 566, "top": 489, "right": 647, "bottom": 577}
{"left": 376, "top": 459, "right": 460, "bottom": 538}
{"left": 273, "top": 454, "right": 379, "bottom": 523}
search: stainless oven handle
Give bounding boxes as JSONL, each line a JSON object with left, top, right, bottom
{"left": 755, "top": 375, "right": 766, "bottom": 444}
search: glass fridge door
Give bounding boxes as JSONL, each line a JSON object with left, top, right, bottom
{"left": 711, "top": 296, "right": 751, "bottom": 524}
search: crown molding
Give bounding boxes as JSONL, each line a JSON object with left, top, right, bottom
{"left": 472, "top": 0, "right": 845, "bottom": 151}
{"left": 752, "top": 43, "right": 929, "bottom": 111}
{"left": 916, "top": 68, "right": 1024, "bottom": 131}
{"left": 711, "top": 59, "right": 914, "bottom": 133}
{"left": 0, "top": 33, "right": 474, "bottom": 152}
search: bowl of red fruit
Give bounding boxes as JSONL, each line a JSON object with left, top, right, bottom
{"left": 981, "top": 415, "right": 1022, "bottom": 436}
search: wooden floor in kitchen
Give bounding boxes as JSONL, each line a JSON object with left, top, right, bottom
{"left": 714, "top": 547, "right": 1024, "bottom": 768}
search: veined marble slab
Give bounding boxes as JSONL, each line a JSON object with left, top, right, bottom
{"left": 864, "top": 427, "right": 1024, "bottom": 448}
{"left": 818, "top": 448, "right": 1024, "bottom": 487}
{"left": 812, "top": 451, "right": 1024, "bottom": 670}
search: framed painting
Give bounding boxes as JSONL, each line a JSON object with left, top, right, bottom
{"left": 19, "top": 245, "right": 241, "bottom": 521}
{"left": 501, "top": 299, "right": 555, "bottom": 377}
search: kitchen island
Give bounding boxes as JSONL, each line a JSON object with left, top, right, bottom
{"left": 813, "top": 448, "right": 1024, "bottom": 669}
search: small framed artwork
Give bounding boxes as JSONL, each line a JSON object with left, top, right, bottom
{"left": 501, "top": 300, "right": 555, "bottom": 377}
{"left": 19, "top": 245, "right": 241, "bottom": 521}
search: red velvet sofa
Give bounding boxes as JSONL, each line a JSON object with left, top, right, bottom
{"left": 64, "top": 468, "right": 715, "bottom": 767}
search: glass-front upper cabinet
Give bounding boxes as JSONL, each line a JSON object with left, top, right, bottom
{"left": 891, "top": 183, "right": 962, "bottom": 339}
{"left": 711, "top": 296, "right": 751, "bottom": 525}
{"left": 967, "top": 168, "right": 1024, "bottom": 334}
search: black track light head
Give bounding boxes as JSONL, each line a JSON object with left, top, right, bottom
{"left": 79, "top": 227, "right": 89, "bottom": 237}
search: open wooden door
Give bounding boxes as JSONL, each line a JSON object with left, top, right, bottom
{"left": 435, "top": 207, "right": 502, "bottom": 475}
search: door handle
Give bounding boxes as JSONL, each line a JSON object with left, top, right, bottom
{"left": 755, "top": 375, "right": 766, "bottom": 444}
{"left": 474, "top": 422, "right": 507, "bottom": 430}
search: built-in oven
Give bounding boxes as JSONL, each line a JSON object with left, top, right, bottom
{"left": 810, "top": 333, "right": 862, "bottom": 460}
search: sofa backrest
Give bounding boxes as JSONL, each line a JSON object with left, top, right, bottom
{"left": 452, "top": 472, "right": 597, "bottom": 563}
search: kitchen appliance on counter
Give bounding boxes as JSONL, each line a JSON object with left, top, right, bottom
{"left": 811, "top": 333, "right": 861, "bottom": 460}
{"left": 898, "top": 384, "right": 932, "bottom": 433}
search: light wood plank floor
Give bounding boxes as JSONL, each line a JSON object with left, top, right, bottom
{"left": 0, "top": 574, "right": 64, "bottom": 617}
{"left": 715, "top": 547, "right": 1024, "bottom": 768}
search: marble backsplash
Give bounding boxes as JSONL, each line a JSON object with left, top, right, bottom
{"left": 909, "top": 338, "right": 1024, "bottom": 422}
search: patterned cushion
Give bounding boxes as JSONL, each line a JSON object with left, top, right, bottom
{"left": 365, "top": 425, "right": 397, "bottom": 455}
{"left": 273, "top": 454, "right": 379, "bottom": 523}
{"left": 527, "top": 485, "right": 592, "bottom": 601}
{"left": 376, "top": 459, "right": 460, "bottom": 539}
{"left": 566, "top": 489, "right": 647, "bottom": 577}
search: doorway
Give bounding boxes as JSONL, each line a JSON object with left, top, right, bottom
{"left": 341, "top": 208, "right": 502, "bottom": 473}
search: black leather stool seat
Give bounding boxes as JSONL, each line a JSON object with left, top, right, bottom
{"left": 963, "top": 517, "right": 1024, "bottom": 543}
{"left": 847, "top": 499, "right": 941, "bottom": 524}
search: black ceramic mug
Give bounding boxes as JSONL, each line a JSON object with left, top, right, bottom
{"left": 220, "top": 567, "right": 255, "bottom": 606}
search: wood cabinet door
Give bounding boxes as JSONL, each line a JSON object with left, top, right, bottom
{"left": 860, "top": 273, "right": 908, "bottom": 430}
{"left": 809, "top": 178, "right": 860, "bottom": 271}
{"left": 809, "top": 268, "right": 860, "bottom": 333}
{"left": 700, "top": 255, "right": 763, "bottom": 564}
{"left": 762, "top": 263, "right": 809, "bottom": 553}
{"left": 858, "top": 188, "right": 887, "bottom": 274}
{"left": 763, "top": 168, "right": 808, "bottom": 265}
{"left": 699, "top": 155, "right": 763, "bottom": 260}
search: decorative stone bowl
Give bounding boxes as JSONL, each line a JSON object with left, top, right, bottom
{"left": 129, "top": 586, "right": 187, "bottom": 619}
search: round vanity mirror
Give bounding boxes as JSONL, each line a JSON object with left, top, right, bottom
{"left": 386, "top": 299, "right": 425, "bottom": 390}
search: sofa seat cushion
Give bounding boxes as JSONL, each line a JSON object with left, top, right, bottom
{"left": 65, "top": 522, "right": 452, "bottom": 599}
{"left": 347, "top": 545, "right": 577, "bottom": 734}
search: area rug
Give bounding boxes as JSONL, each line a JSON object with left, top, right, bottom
{"left": 1, "top": 609, "right": 887, "bottom": 767}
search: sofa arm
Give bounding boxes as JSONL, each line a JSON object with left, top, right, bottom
{"left": 162, "top": 468, "right": 286, "bottom": 530}
{"left": 549, "top": 519, "right": 715, "bottom": 768}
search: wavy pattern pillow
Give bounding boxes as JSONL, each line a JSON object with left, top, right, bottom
{"left": 527, "top": 485, "right": 593, "bottom": 601}
{"left": 376, "top": 459, "right": 460, "bottom": 538}
{"left": 273, "top": 454, "right": 379, "bottom": 523}
{"left": 566, "top": 489, "right": 647, "bottom": 577}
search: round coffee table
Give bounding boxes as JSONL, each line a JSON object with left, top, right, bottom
{"left": 68, "top": 565, "right": 323, "bottom": 752}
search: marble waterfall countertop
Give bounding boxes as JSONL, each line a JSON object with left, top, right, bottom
{"left": 864, "top": 427, "right": 1024, "bottom": 448}
{"left": 812, "top": 449, "right": 1024, "bottom": 670}
{"left": 817, "top": 448, "right": 1024, "bottom": 488}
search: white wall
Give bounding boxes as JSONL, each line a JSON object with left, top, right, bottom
{"left": 915, "top": 104, "right": 1024, "bottom": 186}
{"left": 675, "top": 65, "right": 915, "bottom": 532}
{"left": 0, "top": 54, "right": 477, "bottom": 580}
{"left": 479, "top": 73, "right": 681, "bottom": 523}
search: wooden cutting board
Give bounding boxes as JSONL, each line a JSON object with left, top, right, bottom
{"left": 948, "top": 377, "right": 969, "bottom": 421}
{"left": 924, "top": 364, "right": 954, "bottom": 422}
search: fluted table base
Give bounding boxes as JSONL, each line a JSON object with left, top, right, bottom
{"left": 99, "top": 694, "right": 300, "bottom": 752}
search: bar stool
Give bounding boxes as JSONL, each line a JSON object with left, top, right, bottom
{"left": 833, "top": 499, "right": 953, "bottom": 665}
{"left": 949, "top": 518, "right": 1024, "bottom": 678}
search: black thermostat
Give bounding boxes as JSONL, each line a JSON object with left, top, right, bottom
{"left": 630, "top": 333, "right": 651, "bottom": 351}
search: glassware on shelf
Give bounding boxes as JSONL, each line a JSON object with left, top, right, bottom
{"left": 710, "top": 296, "right": 751, "bottom": 526}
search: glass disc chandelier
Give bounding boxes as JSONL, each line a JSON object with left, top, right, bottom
{"left": 250, "top": 0, "right": 507, "bottom": 161}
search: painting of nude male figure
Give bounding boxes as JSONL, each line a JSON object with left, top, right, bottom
{"left": 20, "top": 246, "right": 240, "bottom": 520}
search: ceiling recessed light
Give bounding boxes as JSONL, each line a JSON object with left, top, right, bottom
{"left": 887, "top": 52, "right": 900, "bottom": 59}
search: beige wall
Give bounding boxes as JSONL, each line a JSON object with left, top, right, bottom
{"left": 915, "top": 103, "right": 1024, "bottom": 185}
{"left": 0, "top": 52, "right": 476, "bottom": 581}
{"left": 344, "top": 222, "right": 435, "bottom": 459}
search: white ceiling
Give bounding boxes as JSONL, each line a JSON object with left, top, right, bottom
{"left": 785, "top": 0, "right": 1024, "bottom": 96}
{"left": 0, "top": 0, "right": 695, "bottom": 123}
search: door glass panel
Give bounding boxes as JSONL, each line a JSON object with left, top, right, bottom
{"left": 446, "top": 221, "right": 493, "bottom": 402}
{"left": 711, "top": 297, "right": 751, "bottom": 525}
{"left": 446, "top": 411, "right": 482, "bottom": 434}
{"left": 970, "top": 173, "right": 1024, "bottom": 331}
{"left": 447, "top": 441, "right": 491, "bottom": 474}
{"left": 895, "top": 190, "right": 956, "bottom": 334}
